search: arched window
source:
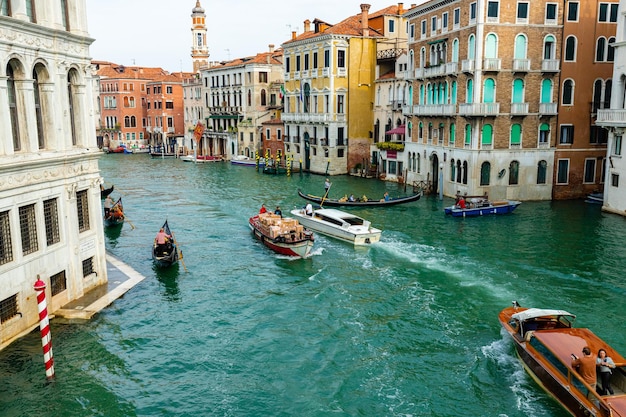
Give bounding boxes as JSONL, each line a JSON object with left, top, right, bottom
{"left": 482, "top": 124, "right": 493, "bottom": 145}
{"left": 605, "top": 79, "right": 612, "bottom": 108}
{"left": 450, "top": 159, "right": 456, "bottom": 182}
{"left": 540, "top": 79, "right": 553, "bottom": 103}
{"left": 67, "top": 69, "right": 80, "bottom": 146}
{"left": 597, "top": 37, "right": 607, "bottom": 61}
{"left": 509, "top": 160, "right": 520, "bottom": 185}
{"left": 514, "top": 34, "right": 527, "bottom": 59}
{"left": 33, "top": 64, "right": 46, "bottom": 149}
{"left": 539, "top": 123, "right": 550, "bottom": 144}
{"left": 480, "top": 162, "right": 491, "bottom": 186}
{"left": 512, "top": 79, "right": 524, "bottom": 103}
{"left": 465, "top": 124, "right": 472, "bottom": 145}
{"left": 462, "top": 161, "right": 468, "bottom": 184}
{"left": 537, "top": 160, "right": 547, "bottom": 184}
{"left": 608, "top": 37, "right": 616, "bottom": 61}
{"left": 485, "top": 34, "right": 498, "bottom": 59}
{"left": 450, "top": 123, "right": 456, "bottom": 144}
{"left": 544, "top": 35, "right": 556, "bottom": 60}
{"left": 247, "top": 90, "right": 252, "bottom": 107}
{"left": 261, "top": 89, "right": 267, "bottom": 107}
{"left": 466, "top": 79, "right": 473, "bottom": 103}
{"left": 131, "top": 116, "right": 136, "bottom": 128}
{"left": 124, "top": 116, "right": 131, "bottom": 128}
{"left": 7, "top": 63, "right": 21, "bottom": 151}
{"left": 419, "top": 84, "right": 424, "bottom": 105}
{"left": 593, "top": 79, "right": 603, "bottom": 112}
{"left": 511, "top": 124, "right": 522, "bottom": 146}
{"left": 468, "top": 35, "right": 475, "bottom": 60}
{"left": 452, "top": 39, "right": 459, "bottom": 62}
{"left": 456, "top": 159, "right": 462, "bottom": 183}
{"left": 420, "top": 47, "right": 426, "bottom": 67}
{"left": 565, "top": 36, "right": 576, "bottom": 61}
{"left": 451, "top": 81, "right": 457, "bottom": 104}
{"left": 562, "top": 79, "right": 574, "bottom": 105}
{"left": 483, "top": 78, "right": 495, "bottom": 103}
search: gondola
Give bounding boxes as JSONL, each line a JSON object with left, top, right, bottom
{"left": 297, "top": 189, "right": 422, "bottom": 207}
{"left": 100, "top": 184, "right": 114, "bottom": 199}
{"left": 152, "top": 220, "right": 179, "bottom": 267}
{"left": 103, "top": 197, "right": 124, "bottom": 227}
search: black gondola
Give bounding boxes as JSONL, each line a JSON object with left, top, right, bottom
{"left": 152, "top": 220, "right": 179, "bottom": 267}
{"left": 297, "top": 189, "right": 422, "bottom": 207}
{"left": 100, "top": 184, "right": 114, "bottom": 199}
{"left": 103, "top": 197, "right": 124, "bottom": 227}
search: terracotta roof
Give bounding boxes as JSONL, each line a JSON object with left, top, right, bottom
{"left": 95, "top": 62, "right": 173, "bottom": 80}
{"left": 209, "top": 50, "right": 283, "bottom": 70}
{"left": 378, "top": 70, "right": 396, "bottom": 80}
{"left": 283, "top": 5, "right": 401, "bottom": 46}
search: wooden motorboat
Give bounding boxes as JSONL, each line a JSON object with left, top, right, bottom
{"left": 100, "top": 184, "right": 114, "bottom": 199}
{"left": 249, "top": 213, "right": 314, "bottom": 258}
{"left": 298, "top": 189, "right": 422, "bottom": 207}
{"left": 444, "top": 197, "right": 521, "bottom": 217}
{"left": 499, "top": 303, "right": 626, "bottom": 417}
{"left": 152, "top": 220, "right": 179, "bottom": 267}
{"left": 290, "top": 207, "right": 381, "bottom": 245}
{"left": 103, "top": 197, "right": 124, "bottom": 227}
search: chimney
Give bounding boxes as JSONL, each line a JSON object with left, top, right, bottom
{"left": 292, "top": 31, "right": 297, "bottom": 40}
{"left": 269, "top": 44, "right": 275, "bottom": 53}
{"left": 360, "top": 4, "right": 371, "bottom": 37}
{"left": 398, "top": 3, "right": 404, "bottom": 15}
{"left": 304, "top": 19, "right": 311, "bottom": 33}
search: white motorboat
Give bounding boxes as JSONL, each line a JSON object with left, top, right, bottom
{"left": 290, "top": 208, "right": 381, "bottom": 245}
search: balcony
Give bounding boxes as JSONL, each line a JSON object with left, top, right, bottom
{"left": 414, "top": 67, "right": 424, "bottom": 79}
{"left": 483, "top": 58, "right": 501, "bottom": 72}
{"left": 539, "top": 102, "right": 558, "bottom": 115}
{"left": 458, "top": 102, "right": 500, "bottom": 116}
{"left": 597, "top": 109, "right": 626, "bottom": 127}
{"left": 541, "top": 59, "right": 559, "bottom": 72}
{"left": 512, "top": 59, "right": 530, "bottom": 72}
{"left": 412, "top": 104, "right": 456, "bottom": 116}
{"left": 461, "top": 59, "right": 475, "bottom": 73}
{"left": 510, "top": 102, "right": 529, "bottom": 116}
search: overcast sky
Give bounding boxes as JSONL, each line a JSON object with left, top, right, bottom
{"left": 86, "top": 0, "right": 417, "bottom": 73}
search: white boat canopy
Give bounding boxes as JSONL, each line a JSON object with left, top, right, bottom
{"left": 512, "top": 308, "right": 576, "bottom": 322}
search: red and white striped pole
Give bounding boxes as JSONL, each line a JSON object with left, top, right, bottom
{"left": 34, "top": 275, "right": 55, "bottom": 381}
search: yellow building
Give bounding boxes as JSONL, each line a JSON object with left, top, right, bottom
{"left": 281, "top": 4, "right": 406, "bottom": 175}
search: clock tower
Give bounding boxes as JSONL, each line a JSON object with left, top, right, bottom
{"left": 191, "top": 1, "right": 209, "bottom": 73}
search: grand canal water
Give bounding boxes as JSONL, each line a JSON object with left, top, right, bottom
{"left": 2, "top": 154, "right": 626, "bottom": 417}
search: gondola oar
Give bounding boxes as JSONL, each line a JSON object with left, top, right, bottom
{"left": 172, "top": 232, "right": 187, "bottom": 272}
{"left": 320, "top": 183, "right": 331, "bottom": 208}
{"left": 125, "top": 218, "right": 135, "bottom": 230}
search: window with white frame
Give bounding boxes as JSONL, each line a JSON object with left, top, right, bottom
{"left": 487, "top": 1, "right": 499, "bottom": 21}
{"left": 565, "top": 36, "right": 577, "bottom": 61}
{"left": 453, "top": 8, "right": 460, "bottom": 28}
{"left": 599, "top": 3, "right": 619, "bottom": 22}
{"left": 442, "top": 12, "right": 448, "bottom": 31}
{"left": 421, "top": 20, "right": 426, "bottom": 38}
{"left": 557, "top": 159, "right": 569, "bottom": 184}
{"left": 470, "top": 2, "right": 477, "bottom": 23}
{"left": 567, "top": 1, "right": 579, "bottom": 21}
{"left": 545, "top": 3, "right": 558, "bottom": 24}
{"left": 560, "top": 124, "right": 574, "bottom": 144}
{"left": 584, "top": 158, "right": 597, "bottom": 183}
{"left": 614, "top": 135, "right": 622, "bottom": 156}
{"left": 431, "top": 16, "right": 437, "bottom": 34}
{"left": 517, "top": 2, "right": 529, "bottom": 23}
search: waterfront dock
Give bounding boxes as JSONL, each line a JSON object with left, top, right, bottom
{"left": 54, "top": 253, "right": 145, "bottom": 323}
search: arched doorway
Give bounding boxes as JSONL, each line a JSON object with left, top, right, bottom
{"left": 304, "top": 132, "right": 311, "bottom": 171}
{"left": 430, "top": 153, "right": 440, "bottom": 194}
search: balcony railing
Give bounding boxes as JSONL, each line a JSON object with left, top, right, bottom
{"left": 412, "top": 104, "right": 456, "bottom": 116}
{"left": 539, "top": 102, "right": 558, "bottom": 115}
{"left": 458, "top": 102, "right": 500, "bottom": 116}
{"left": 461, "top": 59, "right": 475, "bottom": 73}
{"left": 483, "top": 58, "right": 501, "bottom": 71}
{"left": 541, "top": 59, "right": 559, "bottom": 72}
{"left": 597, "top": 109, "right": 626, "bottom": 126}
{"left": 512, "top": 59, "right": 530, "bottom": 72}
{"left": 510, "top": 102, "right": 529, "bottom": 115}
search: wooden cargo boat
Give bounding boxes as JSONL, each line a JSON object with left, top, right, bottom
{"left": 249, "top": 213, "right": 314, "bottom": 258}
{"left": 290, "top": 208, "right": 381, "bottom": 245}
{"left": 499, "top": 303, "right": 626, "bottom": 416}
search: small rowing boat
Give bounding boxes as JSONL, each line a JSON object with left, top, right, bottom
{"left": 249, "top": 213, "right": 314, "bottom": 258}
{"left": 499, "top": 302, "right": 626, "bottom": 416}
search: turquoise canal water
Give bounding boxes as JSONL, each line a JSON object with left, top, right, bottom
{"left": 2, "top": 154, "right": 626, "bottom": 417}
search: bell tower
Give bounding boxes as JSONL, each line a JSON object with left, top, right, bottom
{"left": 191, "top": 1, "right": 209, "bottom": 73}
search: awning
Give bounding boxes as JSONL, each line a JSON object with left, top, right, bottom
{"left": 385, "top": 125, "right": 406, "bottom": 135}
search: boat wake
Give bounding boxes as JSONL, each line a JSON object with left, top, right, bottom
{"left": 481, "top": 332, "right": 548, "bottom": 417}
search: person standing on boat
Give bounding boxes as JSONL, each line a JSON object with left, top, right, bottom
{"left": 324, "top": 178, "right": 331, "bottom": 194}
{"left": 597, "top": 348, "right": 616, "bottom": 395}
{"left": 274, "top": 206, "right": 282, "bottom": 217}
{"left": 572, "top": 346, "right": 597, "bottom": 398}
{"left": 305, "top": 203, "right": 313, "bottom": 216}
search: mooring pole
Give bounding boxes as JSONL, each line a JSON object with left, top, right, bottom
{"left": 34, "top": 276, "right": 55, "bottom": 381}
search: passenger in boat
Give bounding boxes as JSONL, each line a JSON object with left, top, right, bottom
{"left": 597, "top": 348, "right": 616, "bottom": 395}
{"left": 259, "top": 204, "right": 267, "bottom": 214}
{"left": 572, "top": 346, "right": 597, "bottom": 398}
{"left": 457, "top": 197, "right": 467, "bottom": 209}
{"left": 274, "top": 206, "right": 282, "bottom": 217}
{"left": 383, "top": 192, "right": 390, "bottom": 201}
{"left": 154, "top": 228, "right": 172, "bottom": 256}
{"left": 348, "top": 194, "right": 355, "bottom": 202}
{"left": 103, "top": 195, "right": 114, "bottom": 217}
{"left": 305, "top": 203, "right": 313, "bottom": 216}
